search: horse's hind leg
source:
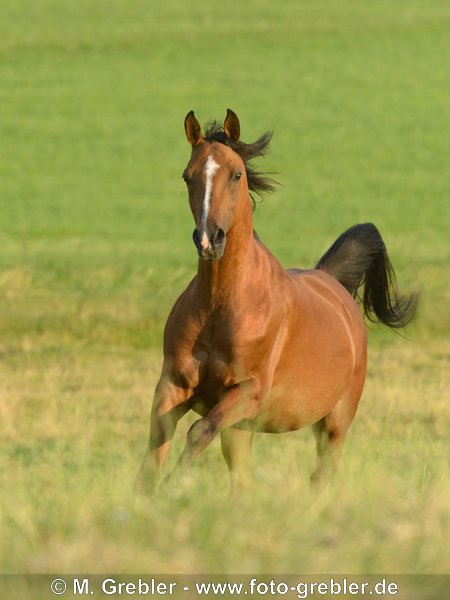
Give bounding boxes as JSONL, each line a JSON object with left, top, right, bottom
{"left": 221, "top": 427, "right": 254, "bottom": 492}
{"left": 311, "top": 393, "right": 360, "bottom": 487}
{"left": 311, "top": 416, "right": 346, "bottom": 487}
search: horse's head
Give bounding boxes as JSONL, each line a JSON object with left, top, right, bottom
{"left": 183, "top": 109, "right": 250, "bottom": 261}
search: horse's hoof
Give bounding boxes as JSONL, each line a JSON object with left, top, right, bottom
{"left": 134, "top": 471, "right": 158, "bottom": 497}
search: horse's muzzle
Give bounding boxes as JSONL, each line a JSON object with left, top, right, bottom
{"left": 192, "top": 227, "right": 226, "bottom": 261}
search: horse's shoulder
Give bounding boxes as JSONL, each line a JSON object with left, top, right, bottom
{"left": 163, "top": 277, "right": 202, "bottom": 337}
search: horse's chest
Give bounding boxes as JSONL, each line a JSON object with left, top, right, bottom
{"left": 177, "top": 307, "right": 268, "bottom": 395}
{"left": 205, "top": 354, "right": 233, "bottom": 385}
{"left": 193, "top": 317, "right": 240, "bottom": 388}
{"left": 194, "top": 343, "right": 235, "bottom": 388}
{"left": 188, "top": 349, "right": 234, "bottom": 412}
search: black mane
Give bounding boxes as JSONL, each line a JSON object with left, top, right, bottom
{"left": 204, "top": 121, "right": 279, "bottom": 210}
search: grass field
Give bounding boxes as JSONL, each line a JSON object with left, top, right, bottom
{"left": 1, "top": 0, "right": 449, "bottom": 579}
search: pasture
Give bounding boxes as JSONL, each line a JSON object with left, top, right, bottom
{"left": 0, "top": 0, "right": 449, "bottom": 579}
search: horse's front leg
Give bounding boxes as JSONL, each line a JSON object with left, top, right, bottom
{"left": 166, "top": 377, "right": 261, "bottom": 481}
{"left": 137, "top": 377, "right": 192, "bottom": 494}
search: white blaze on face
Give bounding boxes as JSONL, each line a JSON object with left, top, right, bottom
{"left": 201, "top": 230, "right": 209, "bottom": 251}
{"left": 201, "top": 155, "right": 220, "bottom": 242}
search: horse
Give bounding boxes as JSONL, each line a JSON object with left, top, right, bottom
{"left": 138, "top": 109, "right": 417, "bottom": 493}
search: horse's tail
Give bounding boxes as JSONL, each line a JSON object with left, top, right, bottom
{"left": 316, "top": 223, "right": 417, "bottom": 329}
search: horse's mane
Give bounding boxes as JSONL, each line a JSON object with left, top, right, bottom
{"left": 204, "top": 121, "right": 279, "bottom": 210}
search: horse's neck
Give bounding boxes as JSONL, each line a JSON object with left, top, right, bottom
{"left": 195, "top": 219, "right": 258, "bottom": 309}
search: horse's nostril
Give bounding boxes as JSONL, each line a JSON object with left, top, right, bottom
{"left": 192, "top": 228, "right": 203, "bottom": 253}
{"left": 214, "top": 228, "right": 225, "bottom": 245}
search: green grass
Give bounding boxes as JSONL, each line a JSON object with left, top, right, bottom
{"left": 0, "top": 0, "right": 449, "bottom": 577}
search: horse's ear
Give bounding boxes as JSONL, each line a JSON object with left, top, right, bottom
{"left": 184, "top": 110, "right": 203, "bottom": 146}
{"left": 224, "top": 108, "right": 240, "bottom": 142}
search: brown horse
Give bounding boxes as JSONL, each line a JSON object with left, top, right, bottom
{"left": 139, "top": 109, "right": 416, "bottom": 492}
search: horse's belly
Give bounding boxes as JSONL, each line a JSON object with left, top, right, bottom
{"left": 255, "top": 327, "right": 363, "bottom": 432}
{"left": 256, "top": 384, "right": 346, "bottom": 432}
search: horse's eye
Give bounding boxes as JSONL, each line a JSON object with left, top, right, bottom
{"left": 232, "top": 172, "right": 242, "bottom": 182}
{"left": 182, "top": 172, "right": 189, "bottom": 183}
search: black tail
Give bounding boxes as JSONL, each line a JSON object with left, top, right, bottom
{"left": 316, "top": 223, "right": 417, "bottom": 329}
